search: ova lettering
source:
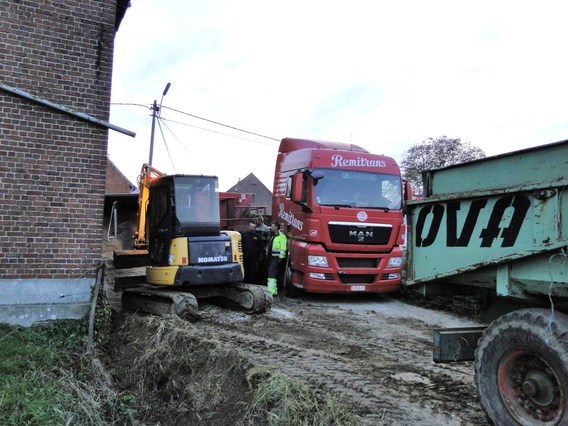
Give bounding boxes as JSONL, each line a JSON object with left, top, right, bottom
{"left": 415, "top": 195, "right": 530, "bottom": 248}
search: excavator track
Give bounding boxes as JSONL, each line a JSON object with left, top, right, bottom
{"left": 229, "top": 283, "right": 273, "bottom": 314}
{"left": 188, "top": 283, "right": 273, "bottom": 315}
{"left": 120, "top": 284, "right": 272, "bottom": 320}
{"left": 121, "top": 287, "right": 201, "bottom": 321}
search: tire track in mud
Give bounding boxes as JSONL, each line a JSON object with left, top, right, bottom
{"left": 199, "top": 301, "right": 488, "bottom": 425}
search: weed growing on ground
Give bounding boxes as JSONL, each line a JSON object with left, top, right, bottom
{"left": 0, "top": 296, "right": 132, "bottom": 426}
{"left": 0, "top": 322, "right": 85, "bottom": 425}
{"left": 245, "top": 367, "right": 360, "bottom": 426}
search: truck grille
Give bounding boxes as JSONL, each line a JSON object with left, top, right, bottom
{"left": 337, "top": 258, "right": 378, "bottom": 268}
{"left": 338, "top": 274, "right": 375, "bottom": 284}
{"left": 328, "top": 222, "right": 391, "bottom": 245}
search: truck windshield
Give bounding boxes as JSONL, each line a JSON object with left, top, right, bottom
{"left": 313, "top": 169, "right": 402, "bottom": 210}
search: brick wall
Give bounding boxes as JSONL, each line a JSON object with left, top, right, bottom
{"left": 0, "top": 0, "right": 120, "bottom": 281}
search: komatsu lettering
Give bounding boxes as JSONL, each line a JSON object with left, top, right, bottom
{"left": 331, "top": 154, "right": 386, "bottom": 168}
{"left": 197, "top": 255, "right": 228, "bottom": 263}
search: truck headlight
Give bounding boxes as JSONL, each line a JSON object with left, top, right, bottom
{"left": 308, "top": 255, "right": 329, "bottom": 267}
{"left": 168, "top": 253, "right": 174, "bottom": 265}
{"left": 387, "top": 257, "right": 402, "bottom": 268}
{"left": 309, "top": 272, "right": 327, "bottom": 280}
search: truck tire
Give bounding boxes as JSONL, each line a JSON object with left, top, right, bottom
{"left": 283, "top": 257, "right": 303, "bottom": 298}
{"left": 474, "top": 308, "right": 568, "bottom": 425}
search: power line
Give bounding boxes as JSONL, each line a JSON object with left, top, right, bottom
{"left": 153, "top": 116, "right": 277, "bottom": 173}
{"left": 158, "top": 119, "right": 193, "bottom": 154}
{"left": 160, "top": 117, "right": 278, "bottom": 147}
{"left": 163, "top": 106, "right": 280, "bottom": 142}
{"left": 111, "top": 101, "right": 281, "bottom": 146}
{"left": 156, "top": 119, "right": 177, "bottom": 172}
{"left": 111, "top": 102, "right": 151, "bottom": 110}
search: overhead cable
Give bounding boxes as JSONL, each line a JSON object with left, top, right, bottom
{"left": 160, "top": 117, "right": 277, "bottom": 147}
{"left": 156, "top": 119, "right": 177, "bottom": 172}
{"left": 163, "top": 106, "right": 279, "bottom": 141}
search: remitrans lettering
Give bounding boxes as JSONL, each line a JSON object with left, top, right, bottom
{"left": 331, "top": 154, "right": 386, "bottom": 168}
{"left": 278, "top": 203, "right": 303, "bottom": 231}
{"left": 197, "top": 255, "right": 228, "bottom": 263}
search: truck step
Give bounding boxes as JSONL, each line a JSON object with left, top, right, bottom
{"left": 433, "top": 326, "right": 487, "bottom": 363}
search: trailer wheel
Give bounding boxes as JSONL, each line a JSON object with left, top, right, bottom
{"left": 474, "top": 308, "right": 568, "bottom": 425}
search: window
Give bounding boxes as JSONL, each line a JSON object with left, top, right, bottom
{"left": 313, "top": 169, "right": 402, "bottom": 209}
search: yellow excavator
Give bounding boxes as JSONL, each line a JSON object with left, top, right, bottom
{"left": 113, "top": 164, "right": 272, "bottom": 320}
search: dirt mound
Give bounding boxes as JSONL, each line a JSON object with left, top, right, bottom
{"left": 106, "top": 313, "right": 252, "bottom": 425}
{"left": 103, "top": 312, "right": 359, "bottom": 425}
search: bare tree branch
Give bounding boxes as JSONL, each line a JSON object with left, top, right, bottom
{"left": 401, "top": 136, "right": 485, "bottom": 196}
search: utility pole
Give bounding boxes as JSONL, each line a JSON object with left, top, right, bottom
{"left": 148, "top": 82, "right": 171, "bottom": 166}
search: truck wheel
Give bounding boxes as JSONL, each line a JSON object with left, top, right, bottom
{"left": 283, "top": 257, "right": 303, "bottom": 298}
{"left": 474, "top": 308, "right": 568, "bottom": 425}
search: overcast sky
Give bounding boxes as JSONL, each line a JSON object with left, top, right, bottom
{"left": 108, "top": 1, "right": 568, "bottom": 191}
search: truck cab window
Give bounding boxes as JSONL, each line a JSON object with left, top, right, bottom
{"left": 313, "top": 169, "right": 402, "bottom": 209}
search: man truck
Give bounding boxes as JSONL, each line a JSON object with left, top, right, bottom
{"left": 272, "top": 137, "right": 408, "bottom": 296}
{"left": 405, "top": 139, "right": 568, "bottom": 425}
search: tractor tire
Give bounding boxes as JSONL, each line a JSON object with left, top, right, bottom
{"left": 474, "top": 308, "right": 568, "bottom": 425}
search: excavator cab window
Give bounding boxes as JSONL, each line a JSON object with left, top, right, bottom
{"left": 172, "top": 176, "right": 221, "bottom": 236}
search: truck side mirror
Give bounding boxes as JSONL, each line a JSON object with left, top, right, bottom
{"left": 311, "top": 170, "right": 324, "bottom": 184}
{"left": 290, "top": 173, "right": 304, "bottom": 203}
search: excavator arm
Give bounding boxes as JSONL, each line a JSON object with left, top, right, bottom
{"left": 133, "top": 163, "right": 165, "bottom": 250}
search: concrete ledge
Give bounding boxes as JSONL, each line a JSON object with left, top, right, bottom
{"left": 0, "top": 303, "right": 92, "bottom": 327}
{"left": 0, "top": 278, "right": 94, "bottom": 326}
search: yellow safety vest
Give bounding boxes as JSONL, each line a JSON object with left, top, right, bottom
{"left": 271, "top": 233, "right": 287, "bottom": 259}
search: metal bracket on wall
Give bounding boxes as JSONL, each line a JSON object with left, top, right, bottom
{"left": 0, "top": 82, "right": 136, "bottom": 137}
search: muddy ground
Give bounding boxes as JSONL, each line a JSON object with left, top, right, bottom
{"left": 197, "top": 294, "right": 488, "bottom": 425}
{"left": 104, "top": 281, "right": 489, "bottom": 424}
{"left": 102, "top": 235, "right": 489, "bottom": 425}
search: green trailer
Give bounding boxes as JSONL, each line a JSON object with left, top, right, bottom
{"left": 405, "top": 139, "right": 568, "bottom": 425}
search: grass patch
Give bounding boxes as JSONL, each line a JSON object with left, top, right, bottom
{"left": 0, "top": 297, "right": 132, "bottom": 426}
{"left": 1, "top": 306, "right": 360, "bottom": 425}
{"left": 245, "top": 367, "right": 360, "bottom": 426}
{"left": 0, "top": 321, "right": 86, "bottom": 425}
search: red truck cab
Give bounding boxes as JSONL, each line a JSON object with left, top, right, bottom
{"left": 273, "top": 138, "right": 407, "bottom": 295}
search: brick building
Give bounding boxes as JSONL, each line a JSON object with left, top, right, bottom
{"left": 0, "top": 0, "right": 131, "bottom": 325}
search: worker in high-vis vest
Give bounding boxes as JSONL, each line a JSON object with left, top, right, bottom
{"left": 267, "top": 221, "right": 287, "bottom": 296}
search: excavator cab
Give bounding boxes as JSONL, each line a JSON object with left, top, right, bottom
{"left": 145, "top": 174, "right": 243, "bottom": 285}
{"left": 147, "top": 175, "right": 221, "bottom": 264}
